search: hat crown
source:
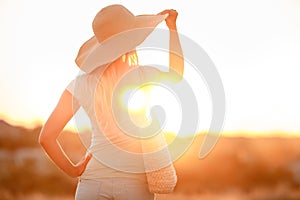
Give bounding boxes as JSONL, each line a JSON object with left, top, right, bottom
{"left": 92, "top": 5, "right": 135, "bottom": 43}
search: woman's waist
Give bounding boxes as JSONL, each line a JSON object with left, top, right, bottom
{"left": 90, "top": 130, "right": 143, "bottom": 153}
{"left": 82, "top": 156, "right": 147, "bottom": 180}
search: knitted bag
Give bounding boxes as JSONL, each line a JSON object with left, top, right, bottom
{"left": 141, "top": 129, "right": 177, "bottom": 194}
{"left": 146, "top": 163, "right": 177, "bottom": 194}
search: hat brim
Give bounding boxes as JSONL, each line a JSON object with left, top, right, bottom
{"left": 75, "top": 14, "right": 168, "bottom": 73}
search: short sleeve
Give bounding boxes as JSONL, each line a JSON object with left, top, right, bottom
{"left": 66, "top": 79, "right": 76, "bottom": 95}
{"left": 65, "top": 79, "right": 80, "bottom": 110}
{"left": 65, "top": 74, "right": 94, "bottom": 109}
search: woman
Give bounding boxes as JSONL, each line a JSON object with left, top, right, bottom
{"left": 39, "top": 4, "right": 184, "bottom": 200}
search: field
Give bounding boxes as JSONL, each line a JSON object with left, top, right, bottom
{"left": 1, "top": 119, "right": 300, "bottom": 200}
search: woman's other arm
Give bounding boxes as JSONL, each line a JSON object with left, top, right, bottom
{"left": 159, "top": 9, "right": 184, "bottom": 80}
{"left": 39, "top": 90, "right": 91, "bottom": 178}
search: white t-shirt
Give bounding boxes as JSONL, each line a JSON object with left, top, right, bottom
{"left": 67, "top": 63, "right": 173, "bottom": 180}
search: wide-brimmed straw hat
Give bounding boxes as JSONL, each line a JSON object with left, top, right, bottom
{"left": 75, "top": 4, "right": 168, "bottom": 73}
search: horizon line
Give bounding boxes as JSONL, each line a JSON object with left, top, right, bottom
{"left": 1, "top": 116, "right": 300, "bottom": 138}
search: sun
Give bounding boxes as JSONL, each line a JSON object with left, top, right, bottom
{"left": 121, "top": 85, "right": 182, "bottom": 134}
{"left": 123, "top": 88, "right": 149, "bottom": 112}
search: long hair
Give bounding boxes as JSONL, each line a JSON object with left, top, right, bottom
{"left": 93, "top": 50, "right": 140, "bottom": 143}
{"left": 121, "top": 50, "right": 139, "bottom": 67}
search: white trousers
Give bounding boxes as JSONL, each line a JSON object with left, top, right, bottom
{"left": 75, "top": 177, "right": 155, "bottom": 200}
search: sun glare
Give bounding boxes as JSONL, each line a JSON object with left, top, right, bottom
{"left": 120, "top": 84, "right": 183, "bottom": 135}
{"left": 125, "top": 89, "right": 149, "bottom": 112}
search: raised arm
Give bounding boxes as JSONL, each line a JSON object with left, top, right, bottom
{"left": 159, "top": 9, "right": 184, "bottom": 80}
{"left": 39, "top": 90, "right": 91, "bottom": 178}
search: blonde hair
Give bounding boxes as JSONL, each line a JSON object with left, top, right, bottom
{"left": 121, "top": 50, "right": 139, "bottom": 66}
{"left": 94, "top": 50, "right": 139, "bottom": 122}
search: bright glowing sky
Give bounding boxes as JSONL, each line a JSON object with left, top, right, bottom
{"left": 1, "top": 0, "right": 300, "bottom": 135}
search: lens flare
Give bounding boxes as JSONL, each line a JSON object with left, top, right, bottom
{"left": 122, "top": 88, "right": 149, "bottom": 112}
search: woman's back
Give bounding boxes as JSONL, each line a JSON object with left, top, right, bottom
{"left": 67, "top": 54, "right": 150, "bottom": 179}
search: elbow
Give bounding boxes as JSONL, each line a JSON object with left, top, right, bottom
{"left": 38, "top": 129, "right": 52, "bottom": 148}
{"left": 38, "top": 133, "right": 47, "bottom": 147}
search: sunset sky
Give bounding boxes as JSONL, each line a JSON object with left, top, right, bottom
{"left": 1, "top": 0, "right": 300, "bottom": 136}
